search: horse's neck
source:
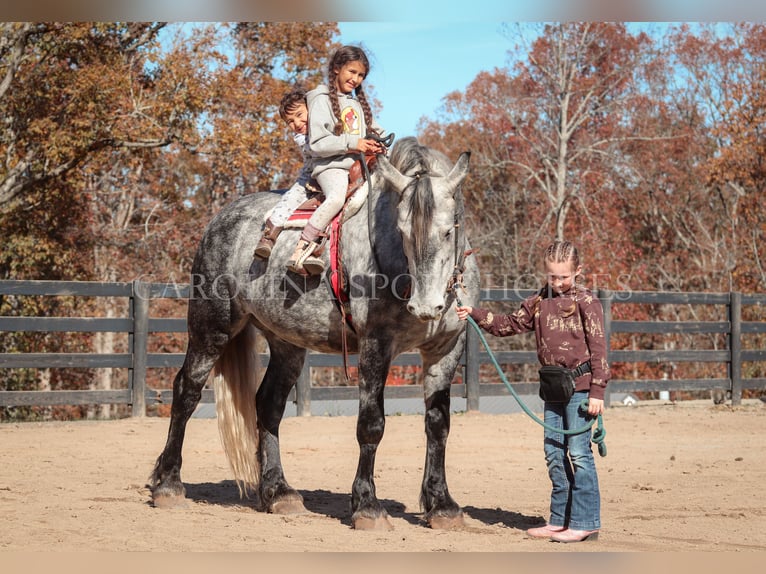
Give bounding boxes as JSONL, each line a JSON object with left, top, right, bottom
{"left": 355, "top": 187, "right": 408, "bottom": 278}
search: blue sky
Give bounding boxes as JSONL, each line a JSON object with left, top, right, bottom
{"left": 337, "top": 22, "right": 512, "bottom": 138}
{"left": 335, "top": 22, "right": 691, "bottom": 139}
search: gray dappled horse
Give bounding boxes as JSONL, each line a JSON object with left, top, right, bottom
{"left": 150, "top": 137, "right": 480, "bottom": 530}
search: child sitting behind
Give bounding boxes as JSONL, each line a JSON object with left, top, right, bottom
{"left": 253, "top": 88, "right": 316, "bottom": 263}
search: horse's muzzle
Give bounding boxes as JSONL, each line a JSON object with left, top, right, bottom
{"left": 406, "top": 301, "right": 445, "bottom": 322}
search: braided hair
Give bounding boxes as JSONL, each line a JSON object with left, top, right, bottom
{"left": 544, "top": 240, "right": 581, "bottom": 270}
{"left": 533, "top": 240, "right": 582, "bottom": 317}
{"left": 326, "top": 45, "right": 378, "bottom": 136}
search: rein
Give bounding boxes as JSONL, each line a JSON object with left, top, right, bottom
{"left": 333, "top": 133, "right": 395, "bottom": 381}
{"left": 361, "top": 132, "right": 395, "bottom": 274}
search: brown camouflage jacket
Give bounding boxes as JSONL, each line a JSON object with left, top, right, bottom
{"left": 469, "top": 285, "right": 611, "bottom": 400}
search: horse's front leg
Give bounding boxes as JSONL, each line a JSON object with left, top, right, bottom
{"left": 351, "top": 337, "right": 393, "bottom": 530}
{"left": 419, "top": 335, "right": 465, "bottom": 529}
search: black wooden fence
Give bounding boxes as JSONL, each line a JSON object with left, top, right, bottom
{"left": 1, "top": 279, "right": 765, "bottom": 416}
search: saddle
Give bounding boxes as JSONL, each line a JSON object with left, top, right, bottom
{"left": 283, "top": 154, "right": 378, "bottom": 228}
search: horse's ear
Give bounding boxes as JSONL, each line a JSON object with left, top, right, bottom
{"left": 376, "top": 155, "right": 411, "bottom": 194}
{"left": 445, "top": 151, "right": 471, "bottom": 195}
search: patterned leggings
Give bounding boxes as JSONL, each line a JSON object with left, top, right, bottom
{"left": 269, "top": 183, "right": 310, "bottom": 227}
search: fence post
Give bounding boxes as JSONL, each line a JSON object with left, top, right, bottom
{"left": 464, "top": 326, "right": 480, "bottom": 411}
{"left": 131, "top": 280, "right": 149, "bottom": 417}
{"left": 295, "top": 354, "right": 311, "bottom": 416}
{"left": 598, "top": 289, "right": 613, "bottom": 409}
{"left": 730, "top": 291, "right": 742, "bottom": 406}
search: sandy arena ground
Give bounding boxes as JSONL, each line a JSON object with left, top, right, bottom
{"left": 1, "top": 399, "right": 764, "bottom": 554}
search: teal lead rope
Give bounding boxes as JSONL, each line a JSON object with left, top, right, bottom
{"left": 457, "top": 297, "right": 607, "bottom": 456}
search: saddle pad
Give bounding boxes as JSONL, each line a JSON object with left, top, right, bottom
{"left": 282, "top": 181, "right": 368, "bottom": 229}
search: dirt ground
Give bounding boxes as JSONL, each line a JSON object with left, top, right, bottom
{"left": 1, "top": 399, "right": 764, "bottom": 553}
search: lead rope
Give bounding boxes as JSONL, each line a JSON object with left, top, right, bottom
{"left": 452, "top": 286, "right": 607, "bottom": 456}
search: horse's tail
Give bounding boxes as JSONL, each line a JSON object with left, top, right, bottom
{"left": 212, "top": 322, "right": 261, "bottom": 497}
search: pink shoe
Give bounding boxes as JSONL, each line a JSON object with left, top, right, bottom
{"left": 526, "top": 524, "right": 566, "bottom": 539}
{"left": 551, "top": 528, "right": 599, "bottom": 543}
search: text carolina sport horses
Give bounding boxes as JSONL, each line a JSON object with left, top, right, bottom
{"left": 150, "top": 137, "right": 480, "bottom": 530}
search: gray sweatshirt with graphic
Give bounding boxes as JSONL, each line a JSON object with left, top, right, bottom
{"left": 306, "top": 84, "right": 385, "bottom": 177}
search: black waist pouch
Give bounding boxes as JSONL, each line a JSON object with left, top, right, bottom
{"left": 538, "top": 365, "right": 576, "bottom": 403}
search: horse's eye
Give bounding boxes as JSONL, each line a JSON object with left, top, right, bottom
{"left": 444, "top": 228, "right": 452, "bottom": 239}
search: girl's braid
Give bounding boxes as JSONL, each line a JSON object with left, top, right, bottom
{"left": 543, "top": 240, "right": 581, "bottom": 317}
{"left": 354, "top": 83, "right": 379, "bottom": 136}
{"left": 327, "top": 70, "right": 343, "bottom": 135}
{"left": 326, "top": 45, "right": 378, "bottom": 136}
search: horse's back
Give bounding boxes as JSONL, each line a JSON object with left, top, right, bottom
{"left": 192, "top": 191, "right": 282, "bottom": 277}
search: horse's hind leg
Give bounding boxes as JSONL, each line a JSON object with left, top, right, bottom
{"left": 255, "top": 336, "right": 308, "bottom": 514}
{"left": 419, "top": 335, "right": 466, "bottom": 529}
{"left": 150, "top": 319, "right": 230, "bottom": 508}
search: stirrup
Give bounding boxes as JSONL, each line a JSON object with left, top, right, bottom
{"left": 287, "top": 239, "right": 325, "bottom": 276}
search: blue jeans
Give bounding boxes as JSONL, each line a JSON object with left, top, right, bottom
{"left": 543, "top": 390, "right": 601, "bottom": 530}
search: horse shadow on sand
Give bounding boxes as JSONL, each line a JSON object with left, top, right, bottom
{"left": 176, "top": 481, "right": 416, "bottom": 527}
{"left": 165, "top": 481, "right": 542, "bottom": 530}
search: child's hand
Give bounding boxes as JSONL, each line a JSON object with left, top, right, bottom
{"left": 353, "top": 138, "right": 385, "bottom": 155}
{"left": 587, "top": 397, "right": 604, "bottom": 416}
{"left": 455, "top": 306, "right": 473, "bottom": 321}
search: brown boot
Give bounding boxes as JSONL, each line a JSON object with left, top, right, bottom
{"left": 286, "top": 238, "right": 325, "bottom": 276}
{"left": 254, "top": 220, "right": 282, "bottom": 260}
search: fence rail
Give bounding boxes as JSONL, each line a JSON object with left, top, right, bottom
{"left": 1, "top": 280, "right": 765, "bottom": 416}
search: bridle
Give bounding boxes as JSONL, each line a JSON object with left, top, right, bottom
{"left": 446, "top": 198, "right": 476, "bottom": 303}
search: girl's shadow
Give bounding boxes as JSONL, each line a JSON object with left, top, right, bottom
{"left": 462, "top": 505, "right": 544, "bottom": 530}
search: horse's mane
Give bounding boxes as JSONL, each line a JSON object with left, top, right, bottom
{"left": 388, "top": 138, "right": 436, "bottom": 261}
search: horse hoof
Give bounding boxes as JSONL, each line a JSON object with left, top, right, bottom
{"left": 429, "top": 513, "right": 465, "bottom": 530}
{"left": 152, "top": 494, "right": 189, "bottom": 509}
{"left": 270, "top": 494, "right": 307, "bottom": 515}
{"left": 353, "top": 515, "right": 394, "bottom": 531}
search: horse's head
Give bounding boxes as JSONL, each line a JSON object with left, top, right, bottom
{"left": 376, "top": 139, "right": 471, "bottom": 321}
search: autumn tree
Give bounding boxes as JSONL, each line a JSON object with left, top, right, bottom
{"left": 422, "top": 22, "right": 654, "bottom": 287}
{"left": 0, "top": 22, "right": 181, "bottom": 419}
{"left": 0, "top": 22, "right": 339, "bottom": 419}
{"left": 671, "top": 23, "right": 766, "bottom": 293}
{"left": 664, "top": 23, "right": 766, "bottom": 385}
